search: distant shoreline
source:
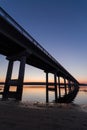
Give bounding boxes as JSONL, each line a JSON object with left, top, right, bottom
{"left": 79, "top": 84, "right": 87, "bottom": 86}
{"left": 0, "top": 82, "right": 87, "bottom": 87}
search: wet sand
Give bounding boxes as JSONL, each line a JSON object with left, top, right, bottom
{"left": 0, "top": 101, "right": 87, "bottom": 130}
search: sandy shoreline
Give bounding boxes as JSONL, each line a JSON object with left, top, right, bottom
{"left": 0, "top": 100, "right": 87, "bottom": 130}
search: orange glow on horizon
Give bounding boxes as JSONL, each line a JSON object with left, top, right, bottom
{"left": 77, "top": 77, "right": 87, "bottom": 84}
{"left": 0, "top": 78, "right": 87, "bottom": 84}
{"left": 0, "top": 76, "right": 87, "bottom": 84}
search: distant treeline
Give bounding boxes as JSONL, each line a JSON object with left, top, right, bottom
{"left": 79, "top": 84, "right": 87, "bottom": 86}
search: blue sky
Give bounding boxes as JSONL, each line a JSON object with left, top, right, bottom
{"left": 0, "top": 0, "right": 87, "bottom": 83}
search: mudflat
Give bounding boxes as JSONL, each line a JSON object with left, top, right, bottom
{"left": 0, "top": 101, "right": 87, "bottom": 130}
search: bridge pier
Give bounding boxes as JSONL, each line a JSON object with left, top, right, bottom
{"left": 46, "top": 72, "right": 48, "bottom": 103}
{"left": 58, "top": 76, "right": 61, "bottom": 98}
{"left": 64, "top": 78, "right": 67, "bottom": 95}
{"left": 46, "top": 72, "right": 58, "bottom": 103}
{"left": 3, "top": 55, "right": 26, "bottom": 100}
{"left": 68, "top": 80, "right": 71, "bottom": 93}
{"left": 16, "top": 56, "right": 26, "bottom": 100}
{"left": 3, "top": 60, "right": 14, "bottom": 99}
{"left": 54, "top": 73, "right": 57, "bottom": 102}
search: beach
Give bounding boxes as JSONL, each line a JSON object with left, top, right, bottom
{"left": 0, "top": 101, "right": 87, "bottom": 130}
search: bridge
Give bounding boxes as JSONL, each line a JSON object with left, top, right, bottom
{"left": 0, "top": 7, "right": 79, "bottom": 103}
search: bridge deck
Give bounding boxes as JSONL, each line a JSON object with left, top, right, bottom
{"left": 0, "top": 7, "right": 78, "bottom": 82}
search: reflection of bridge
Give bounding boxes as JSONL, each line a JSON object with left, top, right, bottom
{"left": 0, "top": 7, "right": 79, "bottom": 103}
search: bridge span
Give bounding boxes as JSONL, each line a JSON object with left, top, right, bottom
{"left": 0, "top": 7, "right": 79, "bottom": 103}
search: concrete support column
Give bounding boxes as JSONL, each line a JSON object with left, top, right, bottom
{"left": 64, "top": 78, "right": 67, "bottom": 95}
{"left": 58, "top": 76, "right": 61, "bottom": 98}
{"left": 68, "top": 80, "right": 71, "bottom": 93}
{"left": 3, "top": 60, "right": 14, "bottom": 99}
{"left": 16, "top": 56, "right": 26, "bottom": 100}
{"left": 54, "top": 73, "right": 57, "bottom": 102}
{"left": 46, "top": 72, "right": 48, "bottom": 103}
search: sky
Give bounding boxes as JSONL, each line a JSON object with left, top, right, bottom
{"left": 0, "top": 0, "right": 87, "bottom": 83}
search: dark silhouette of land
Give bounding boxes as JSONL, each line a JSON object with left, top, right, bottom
{"left": 0, "top": 101, "right": 86, "bottom": 130}
{"left": 79, "top": 83, "right": 87, "bottom": 86}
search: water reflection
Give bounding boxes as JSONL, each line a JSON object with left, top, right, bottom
{"left": 0, "top": 85, "right": 87, "bottom": 105}
{"left": 74, "top": 86, "right": 87, "bottom": 105}
{"left": 22, "top": 86, "right": 55, "bottom": 103}
{"left": 22, "top": 86, "right": 87, "bottom": 105}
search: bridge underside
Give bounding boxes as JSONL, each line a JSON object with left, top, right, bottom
{"left": 0, "top": 7, "right": 79, "bottom": 103}
{"left": 0, "top": 32, "right": 55, "bottom": 72}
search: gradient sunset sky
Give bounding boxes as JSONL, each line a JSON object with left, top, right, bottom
{"left": 0, "top": 0, "right": 87, "bottom": 83}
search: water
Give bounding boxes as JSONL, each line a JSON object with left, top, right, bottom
{"left": 74, "top": 86, "right": 87, "bottom": 105}
{"left": 0, "top": 85, "right": 87, "bottom": 106}
{"left": 21, "top": 86, "right": 87, "bottom": 105}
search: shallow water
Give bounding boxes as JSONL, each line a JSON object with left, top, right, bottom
{"left": 21, "top": 86, "right": 87, "bottom": 105}
{"left": 20, "top": 86, "right": 87, "bottom": 111}
{"left": 0, "top": 86, "right": 87, "bottom": 109}
{"left": 74, "top": 86, "right": 87, "bottom": 105}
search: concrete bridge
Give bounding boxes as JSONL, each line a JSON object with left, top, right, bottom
{"left": 0, "top": 7, "right": 79, "bottom": 103}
